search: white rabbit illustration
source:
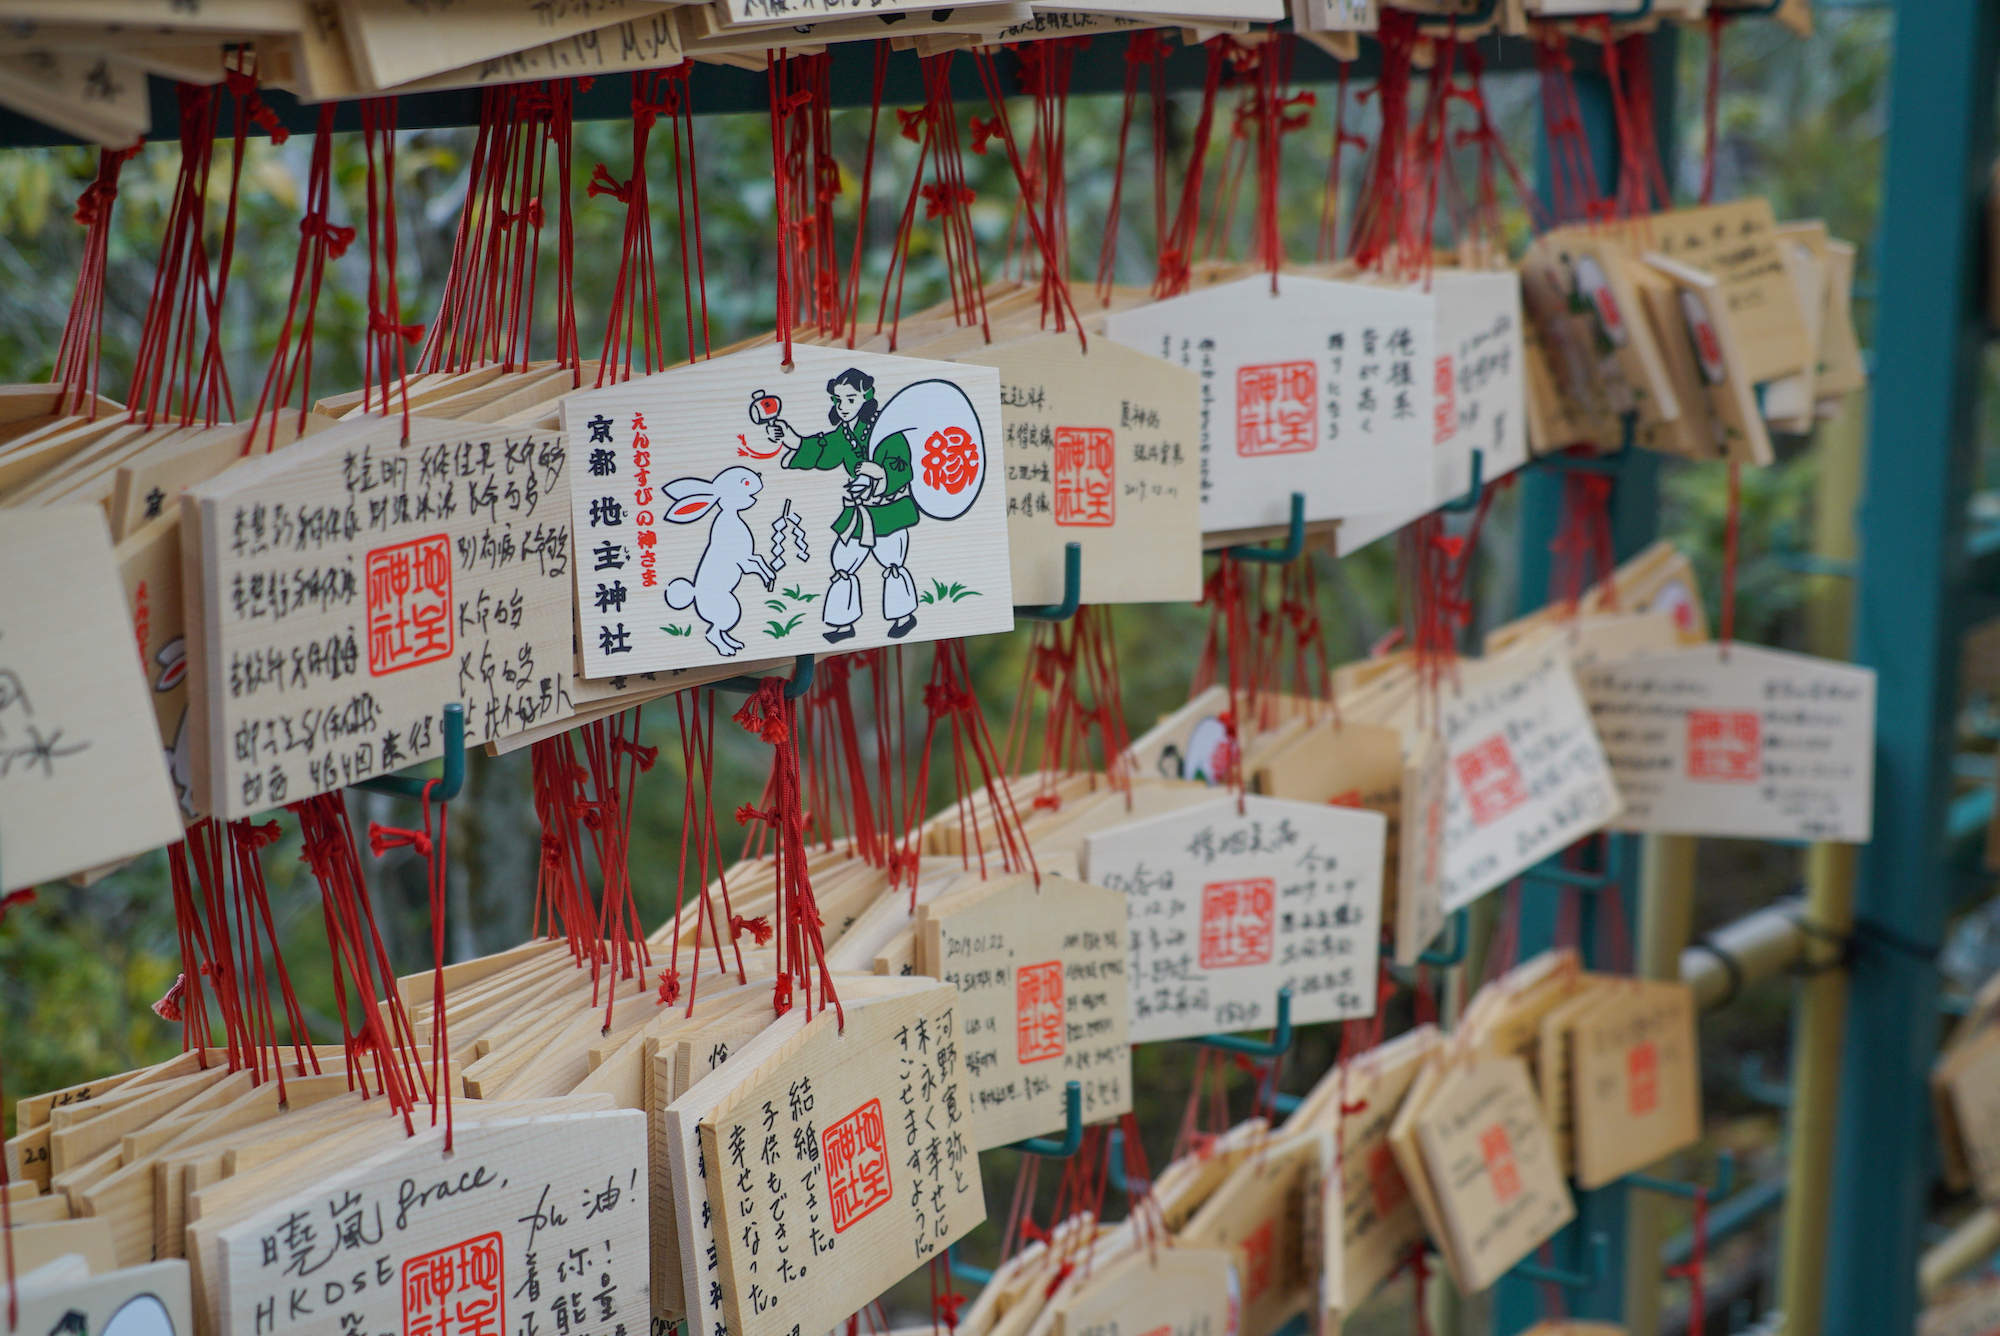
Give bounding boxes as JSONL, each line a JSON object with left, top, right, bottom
{"left": 662, "top": 466, "right": 777, "bottom": 657}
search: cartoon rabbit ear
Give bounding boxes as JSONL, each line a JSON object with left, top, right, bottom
{"left": 662, "top": 476, "right": 720, "bottom": 523}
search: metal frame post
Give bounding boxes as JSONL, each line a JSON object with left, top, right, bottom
{"left": 1824, "top": 1, "right": 2000, "bottom": 1330}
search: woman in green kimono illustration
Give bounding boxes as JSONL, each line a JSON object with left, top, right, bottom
{"left": 764, "top": 367, "right": 919, "bottom": 644}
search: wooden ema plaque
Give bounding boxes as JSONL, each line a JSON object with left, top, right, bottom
{"left": 1081, "top": 793, "right": 1386, "bottom": 1044}
{"left": 1341, "top": 269, "right": 1526, "bottom": 552}
{"left": 698, "top": 982, "right": 984, "bottom": 1336}
{"left": 1644, "top": 200, "right": 1816, "bottom": 386}
{"left": 1582, "top": 642, "right": 1875, "bottom": 843}
{"left": 918, "top": 873, "right": 1132, "bottom": 1150}
{"left": 1567, "top": 979, "right": 1701, "bottom": 1189}
{"left": 0, "top": 506, "right": 184, "bottom": 886}
{"left": 1327, "top": 1026, "right": 1441, "bottom": 1303}
{"left": 185, "top": 413, "right": 575, "bottom": 818}
{"left": 1050, "top": 1246, "right": 1239, "bottom": 1336}
{"left": 953, "top": 333, "right": 1202, "bottom": 606}
{"left": 215, "top": 1111, "right": 650, "bottom": 1336}
{"left": 1406, "top": 1054, "right": 1574, "bottom": 1293}
{"left": 1179, "top": 1128, "right": 1330, "bottom": 1336}
{"left": 1099, "top": 274, "right": 1435, "bottom": 536}
{"left": 1437, "top": 646, "right": 1623, "bottom": 914}
{"left": 561, "top": 344, "right": 1011, "bottom": 676}
{"left": 3, "top": 1259, "right": 194, "bottom": 1336}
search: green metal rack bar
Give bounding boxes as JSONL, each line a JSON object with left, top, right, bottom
{"left": 1824, "top": 1, "right": 2000, "bottom": 1331}
{"left": 0, "top": 29, "right": 1623, "bottom": 147}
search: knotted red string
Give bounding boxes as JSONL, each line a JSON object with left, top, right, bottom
{"left": 53, "top": 144, "right": 140, "bottom": 418}
{"left": 367, "top": 781, "right": 453, "bottom": 1150}
{"left": 734, "top": 679, "right": 842, "bottom": 1026}
{"left": 906, "top": 641, "right": 1037, "bottom": 897}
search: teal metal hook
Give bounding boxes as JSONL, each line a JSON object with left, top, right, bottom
{"left": 1531, "top": 412, "right": 1637, "bottom": 476}
{"left": 1007, "top": 1080, "right": 1083, "bottom": 1156}
{"left": 1440, "top": 449, "right": 1486, "bottom": 514}
{"left": 1226, "top": 494, "right": 1307, "bottom": 565}
{"left": 1186, "top": 987, "right": 1293, "bottom": 1058}
{"left": 712, "top": 653, "right": 817, "bottom": 701}
{"left": 353, "top": 703, "right": 465, "bottom": 801}
{"left": 1628, "top": 1149, "right": 1738, "bottom": 1203}
{"left": 1015, "top": 542, "right": 1082, "bottom": 621}
{"left": 1508, "top": 1231, "right": 1611, "bottom": 1290}
{"left": 1418, "top": 909, "right": 1470, "bottom": 968}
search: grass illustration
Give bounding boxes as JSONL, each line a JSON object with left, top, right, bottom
{"left": 766, "top": 614, "right": 806, "bottom": 638}
{"left": 662, "top": 624, "right": 693, "bottom": 637}
{"left": 919, "top": 579, "right": 982, "bottom": 606}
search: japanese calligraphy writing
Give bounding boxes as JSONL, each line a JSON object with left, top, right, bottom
{"left": 1083, "top": 795, "right": 1385, "bottom": 1044}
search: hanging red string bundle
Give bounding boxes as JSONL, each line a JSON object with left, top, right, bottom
{"left": 527, "top": 709, "right": 658, "bottom": 1020}
{"left": 794, "top": 650, "right": 905, "bottom": 867}
{"left": 1593, "top": 26, "right": 1671, "bottom": 220}
{"left": 1548, "top": 470, "right": 1619, "bottom": 614}
{"left": 1245, "top": 37, "right": 1313, "bottom": 287}
{"left": 248, "top": 102, "right": 351, "bottom": 455}
{"left": 878, "top": 53, "right": 988, "bottom": 350}
{"left": 968, "top": 44, "right": 1084, "bottom": 344}
{"left": 359, "top": 98, "right": 422, "bottom": 437}
{"left": 1317, "top": 59, "right": 1367, "bottom": 262}
{"left": 594, "top": 67, "right": 708, "bottom": 385}
{"left": 158, "top": 818, "right": 321, "bottom": 1090}
{"left": 1666, "top": 1183, "right": 1710, "bottom": 1336}
{"left": 1002, "top": 607, "right": 1133, "bottom": 809}
{"left": 293, "top": 792, "right": 426, "bottom": 1127}
{"left": 1153, "top": 39, "right": 1227, "bottom": 300}
{"left": 126, "top": 85, "right": 234, "bottom": 429}
{"left": 732, "top": 679, "right": 843, "bottom": 1023}
{"left": 1533, "top": 23, "right": 1613, "bottom": 226}
{"left": 52, "top": 143, "right": 142, "bottom": 417}
{"left": 367, "top": 781, "right": 455, "bottom": 1149}
{"left": 769, "top": 52, "right": 846, "bottom": 347}
{"left": 903, "top": 639, "right": 1037, "bottom": 895}
{"left": 419, "top": 80, "right": 581, "bottom": 378}
{"left": 1347, "top": 12, "right": 1428, "bottom": 279}
{"left": 1444, "top": 46, "right": 1547, "bottom": 262}
{"left": 1094, "top": 30, "right": 1168, "bottom": 305}
{"left": 664, "top": 688, "right": 753, "bottom": 1013}
{"left": 1400, "top": 479, "right": 1498, "bottom": 718}
{"left": 1189, "top": 556, "right": 1251, "bottom": 797}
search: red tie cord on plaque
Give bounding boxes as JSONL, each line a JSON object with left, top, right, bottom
{"left": 1667, "top": 1187, "right": 1710, "bottom": 1336}
{"left": 576, "top": 711, "right": 659, "bottom": 1028}
{"left": 733, "top": 679, "right": 844, "bottom": 1023}
{"left": 1599, "top": 29, "right": 1672, "bottom": 221}
{"left": 124, "top": 87, "right": 225, "bottom": 429}
{"left": 664, "top": 690, "right": 756, "bottom": 1014}
{"left": 1401, "top": 482, "right": 1498, "bottom": 721}
{"left": 1701, "top": 12, "right": 1726, "bottom": 207}
{"left": 840, "top": 43, "right": 892, "bottom": 347}
{"left": 52, "top": 144, "right": 142, "bottom": 418}
{"left": 1153, "top": 40, "right": 1228, "bottom": 301}
{"left": 367, "top": 781, "right": 455, "bottom": 1149}
{"left": 293, "top": 793, "right": 426, "bottom": 1128}
{"left": 999, "top": 38, "right": 1083, "bottom": 329}
{"left": 968, "top": 45, "right": 1084, "bottom": 344}
{"left": 1347, "top": 14, "right": 1428, "bottom": 282}
{"left": 1549, "top": 471, "right": 1619, "bottom": 613}
{"left": 1093, "top": 31, "right": 1165, "bottom": 306}
{"left": 1533, "top": 24, "right": 1613, "bottom": 226}
{"left": 419, "top": 81, "right": 581, "bottom": 379}
{"left": 1002, "top": 607, "right": 1134, "bottom": 811}
{"left": 1317, "top": 57, "right": 1366, "bottom": 263}
{"left": 1445, "top": 47, "right": 1548, "bottom": 259}
{"left": 248, "top": 103, "right": 353, "bottom": 455}
{"left": 875, "top": 53, "right": 988, "bottom": 352}
{"left": 359, "top": 99, "right": 423, "bottom": 439}
{"left": 904, "top": 640, "right": 1039, "bottom": 901}
{"left": 769, "top": 53, "right": 845, "bottom": 346}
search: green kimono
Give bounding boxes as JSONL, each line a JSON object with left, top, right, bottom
{"left": 785, "top": 419, "right": 921, "bottom": 542}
